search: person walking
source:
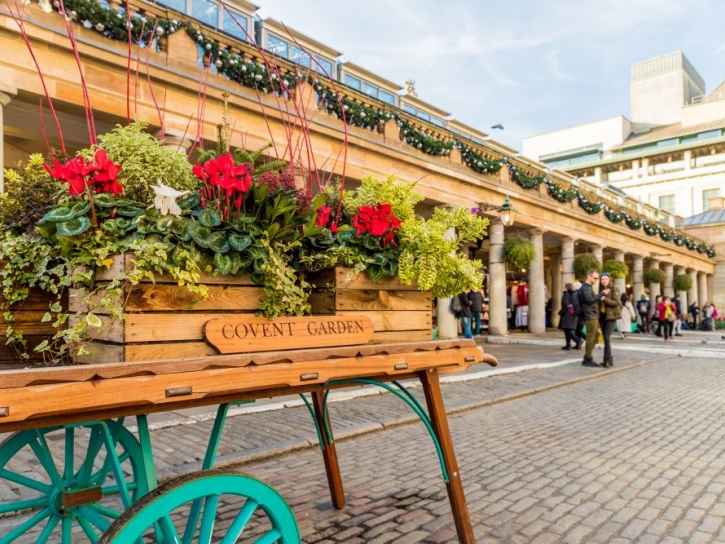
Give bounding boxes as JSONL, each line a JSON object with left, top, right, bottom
{"left": 558, "top": 283, "right": 581, "bottom": 350}
{"left": 578, "top": 269, "right": 610, "bottom": 367}
{"left": 617, "top": 292, "right": 634, "bottom": 340}
{"left": 672, "top": 293, "right": 683, "bottom": 336}
{"left": 658, "top": 296, "right": 677, "bottom": 341}
{"left": 652, "top": 295, "right": 663, "bottom": 336}
{"left": 703, "top": 302, "right": 714, "bottom": 331}
{"left": 636, "top": 294, "right": 650, "bottom": 334}
{"left": 468, "top": 289, "right": 484, "bottom": 336}
{"left": 689, "top": 300, "right": 699, "bottom": 330}
{"left": 457, "top": 291, "right": 473, "bottom": 339}
{"left": 599, "top": 273, "right": 622, "bottom": 367}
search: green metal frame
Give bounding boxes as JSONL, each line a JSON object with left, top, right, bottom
{"left": 318, "top": 379, "right": 450, "bottom": 483}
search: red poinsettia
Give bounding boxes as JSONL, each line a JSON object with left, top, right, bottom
{"left": 352, "top": 203, "right": 401, "bottom": 246}
{"left": 315, "top": 204, "right": 332, "bottom": 227}
{"left": 44, "top": 150, "right": 122, "bottom": 196}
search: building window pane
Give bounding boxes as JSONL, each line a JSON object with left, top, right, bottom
{"left": 379, "top": 90, "right": 396, "bottom": 105}
{"left": 362, "top": 82, "right": 378, "bottom": 99}
{"left": 158, "top": 0, "right": 186, "bottom": 13}
{"left": 222, "top": 10, "right": 247, "bottom": 40}
{"left": 267, "top": 34, "right": 288, "bottom": 58}
{"left": 703, "top": 189, "right": 721, "bottom": 209}
{"left": 315, "top": 57, "right": 334, "bottom": 77}
{"left": 658, "top": 195, "right": 675, "bottom": 214}
{"left": 192, "top": 0, "right": 218, "bottom": 27}
{"left": 417, "top": 111, "right": 431, "bottom": 122}
{"left": 290, "top": 45, "right": 311, "bottom": 68}
{"left": 344, "top": 74, "right": 361, "bottom": 91}
{"left": 402, "top": 104, "right": 416, "bottom": 115}
{"left": 431, "top": 117, "right": 444, "bottom": 127}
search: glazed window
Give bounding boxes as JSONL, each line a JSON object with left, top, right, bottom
{"left": 192, "top": 0, "right": 218, "bottom": 28}
{"left": 267, "top": 34, "right": 289, "bottom": 58}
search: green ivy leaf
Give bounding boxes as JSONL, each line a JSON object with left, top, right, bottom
{"left": 41, "top": 312, "right": 51, "bottom": 322}
{"left": 155, "top": 216, "right": 175, "bottom": 234}
{"left": 85, "top": 312, "right": 102, "bottom": 328}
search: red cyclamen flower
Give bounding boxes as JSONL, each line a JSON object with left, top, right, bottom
{"left": 315, "top": 204, "right": 332, "bottom": 227}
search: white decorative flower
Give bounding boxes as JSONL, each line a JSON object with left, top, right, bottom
{"left": 151, "top": 182, "right": 190, "bottom": 217}
{"left": 38, "top": 0, "right": 52, "bottom": 11}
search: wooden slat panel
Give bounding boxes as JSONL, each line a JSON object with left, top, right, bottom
{"left": 0, "top": 346, "right": 484, "bottom": 429}
{"left": 0, "top": 288, "right": 67, "bottom": 310}
{"left": 125, "top": 285, "right": 264, "bottom": 312}
{"left": 336, "top": 310, "right": 431, "bottom": 332}
{"left": 68, "top": 314, "right": 125, "bottom": 343}
{"left": 309, "top": 268, "right": 418, "bottom": 291}
{"left": 0, "top": 311, "right": 59, "bottom": 336}
{"left": 0, "top": 340, "right": 481, "bottom": 387}
{"left": 370, "top": 330, "right": 432, "bottom": 343}
{"left": 94, "top": 255, "right": 256, "bottom": 285}
{"left": 334, "top": 290, "right": 431, "bottom": 312}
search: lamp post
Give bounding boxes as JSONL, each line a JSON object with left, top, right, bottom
{"left": 477, "top": 197, "right": 517, "bottom": 336}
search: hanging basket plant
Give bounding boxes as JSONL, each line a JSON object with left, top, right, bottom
{"left": 573, "top": 253, "right": 601, "bottom": 281}
{"left": 673, "top": 273, "right": 693, "bottom": 292}
{"left": 503, "top": 236, "right": 536, "bottom": 272}
{"left": 602, "top": 260, "right": 629, "bottom": 280}
{"left": 643, "top": 268, "right": 666, "bottom": 286}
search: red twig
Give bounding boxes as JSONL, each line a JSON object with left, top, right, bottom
{"left": 134, "top": 19, "right": 147, "bottom": 119}
{"left": 5, "top": 2, "right": 66, "bottom": 154}
{"left": 145, "top": 21, "right": 165, "bottom": 135}
{"left": 126, "top": 0, "right": 132, "bottom": 125}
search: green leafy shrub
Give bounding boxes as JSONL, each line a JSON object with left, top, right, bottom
{"left": 603, "top": 260, "right": 629, "bottom": 280}
{"left": 673, "top": 273, "right": 693, "bottom": 292}
{"left": 644, "top": 268, "right": 666, "bottom": 286}
{"left": 503, "top": 236, "right": 536, "bottom": 272}
{"left": 574, "top": 254, "right": 601, "bottom": 281}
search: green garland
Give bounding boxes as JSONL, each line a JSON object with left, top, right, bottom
{"left": 508, "top": 164, "right": 545, "bottom": 190}
{"left": 457, "top": 143, "right": 505, "bottom": 174}
{"left": 49, "top": 1, "right": 717, "bottom": 258}
{"left": 545, "top": 178, "right": 577, "bottom": 203}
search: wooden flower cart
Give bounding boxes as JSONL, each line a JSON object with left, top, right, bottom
{"left": 0, "top": 307, "right": 497, "bottom": 543}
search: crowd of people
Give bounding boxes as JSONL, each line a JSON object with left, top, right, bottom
{"left": 557, "top": 269, "right": 719, "bottom": 368}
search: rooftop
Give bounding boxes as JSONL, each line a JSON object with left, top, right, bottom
{"left": 681, "top": 208, "right": 725, "bottom": 227}
{"left": 612, "top": 118, "right": 725, "bottom": 150}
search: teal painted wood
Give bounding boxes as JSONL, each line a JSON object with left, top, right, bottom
{"left": 299, "top": 393, "right": 327, "bottom": 450}
{"left": 0, "top": 420, "right": 147, "bottom": 544}
{"left": 97, "top": 470, "right": 300, "bottom": 543}
{"left": 324, "top": 378, "right": 450, "bottom": 483}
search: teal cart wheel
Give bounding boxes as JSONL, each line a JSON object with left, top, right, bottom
{"left": 0, "top": 420, "right": 148, "bottom": 543}
{"left": 98, "top": 470, "right": 300, "bottom": 544}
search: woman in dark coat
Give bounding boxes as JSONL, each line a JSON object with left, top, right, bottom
{"left": 558, "top": 283, "right": 581, "bottom": 350}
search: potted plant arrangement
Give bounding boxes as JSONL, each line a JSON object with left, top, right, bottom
{"left": 0, "top": 118, "right": 488, "bottom": 364}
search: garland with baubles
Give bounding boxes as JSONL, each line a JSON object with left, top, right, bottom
{"left": 48, "top": 0, "right": 717, "bottom": 258}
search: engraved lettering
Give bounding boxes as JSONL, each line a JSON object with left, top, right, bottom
{"left": 222, "top": 324, "right": 235, "bottom": 339}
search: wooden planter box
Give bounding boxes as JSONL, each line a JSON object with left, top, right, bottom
{"left": 0, "top": 287, "right": 68, "bottom": 369}
{"left": 70, "top": 255, "right": 265, "bottom": 363}
{"left": 308, "top": 267, "right": 432, "bottom": 344}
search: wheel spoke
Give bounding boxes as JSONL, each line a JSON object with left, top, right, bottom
{"left": 0, "top": 496, "right": 49, "bottom": 515}
{"left": 88, "top": 503, "right": 121, "bottom": 520}
{"left": 198, "top": 495, "right": 220, "bottom": 544}
{"left": 78, "top": 514, "right": 101, "bottom": 543}
{"left": 158, "top": 515, "right": 182, "bottom": 543}
{"left": 35, "top": 514, "right": 60, "bottom": 544}
{"left": 28, "top": 434, "right": 63, "bottom": 487}
{"left": 78, "top": 505, "right": 113, "bottom": 532}
{"left": 75, "top": 427, "right": 104, "bottom": 486}
{"left": 101, "top": 482, "right": 138, "bottom": 496}
{"left": 62, "top": 515, "right": 72, "bottom": 543}
{"left": 0, "top": 468, "right": 52, "bottom": 494}
{"left": 252, "top": 529, "right": 282, "bottom": 544}
{"left": 0, "top": 507, "right": 52, "bottom": 544}
{"left": 220, "top": 499, "right": 258, "bottom": 544}
{"left": 64, "top": 428, "right": 74, "bottom": 482}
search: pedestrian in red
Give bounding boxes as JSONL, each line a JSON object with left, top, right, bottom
{"left": 658, "top": 296, "right": 677, "bottom": 341}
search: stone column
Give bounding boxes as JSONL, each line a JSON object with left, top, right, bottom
{"left": 663, "top": 263, "right": 675, "bottom": 298}
{"left": 649, "top": 259, "right": 661, "bottom": 302}
{"left": 528, "top": 229, "right": 546, "bottom": 334}
{"left": 0, "top": 90, "right": 14, "bottom": 192}
{"left": 550, "top": 254, "right": 562, "bottom": 328}
{"left": 590, "top": 244, "right": 603, "bottom": 269}
{"left": 156, "top": 131, "right": 193, "bottom": 154}
{"left": 488, "top": 220, "right": 507, "bottom": 336}
{"left": 674, "top": 266, "right": 688, "bottom": 313}
{"left": 708, "top": 274, "right": 714, "bottom": 306}
{"left": 612, "top": 250, "right": 626, "bottom": 295}
{"left": 632, "top": 256, "right": 644, "bottom": 303}
{"left": 436, "top": 217, "right": 459, "bottom": 339}
{"left": 687, "top": 269, "right": 698, "bottom": 309}
{"left": 561, "top": 237, "right": 576, "bottom": 286}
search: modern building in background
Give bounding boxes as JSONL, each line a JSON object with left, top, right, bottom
{"left": 523, "top": 52, "right": 725, "bottom": 219}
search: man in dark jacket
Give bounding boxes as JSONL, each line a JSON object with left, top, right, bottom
{"left": 578, "top": 269, "right": 610, "bottom": 367}
{"left": 558, "top": 283, "right": 581, "bottom": 350}
{"left": 468, "top": 289, "right": 484, "bottom": 335}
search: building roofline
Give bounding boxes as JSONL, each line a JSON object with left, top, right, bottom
{"left": 524, "top": 114, "right": 631, "bottom": 141}
{"left": 338, "top": 60, "right": 402, "bottom": 91}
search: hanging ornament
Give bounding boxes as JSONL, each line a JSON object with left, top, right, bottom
{"left": 215, "top": 59, "right": 223, "bottom": 68}
{"left": 95, "top": 22, "right": 104, "bottom": 31}
{"left": 205, "top": 43, "right": 212, "bottom": 50}
{"left": 155, "top": 26, "right": 165, "bottom": 36}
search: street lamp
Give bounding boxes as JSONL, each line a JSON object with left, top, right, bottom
{"left": 478, "top": 195, "right": 517, "bottom": 227}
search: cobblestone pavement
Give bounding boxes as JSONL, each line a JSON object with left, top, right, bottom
{"left": 1, "top": 341, "right": 725, "bottom": 542}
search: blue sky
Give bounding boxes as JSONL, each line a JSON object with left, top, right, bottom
{"left": 256, "top": 0, "right": 725, "bottom": 150}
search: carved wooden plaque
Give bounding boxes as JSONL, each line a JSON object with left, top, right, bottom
{"left": 204, "top": 315, "right": 374, "bottom": 354}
